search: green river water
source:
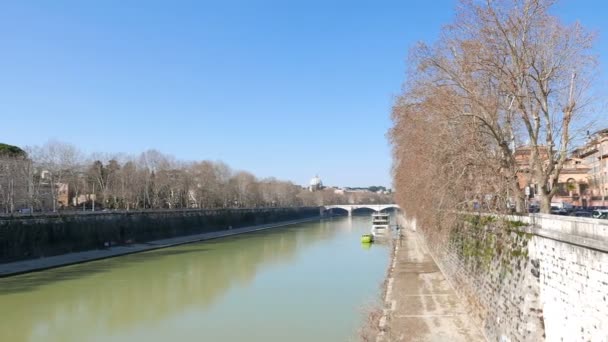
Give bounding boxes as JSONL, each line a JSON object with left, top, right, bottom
{"left": 0, "top": 216, "right": 391, "bottom": 342}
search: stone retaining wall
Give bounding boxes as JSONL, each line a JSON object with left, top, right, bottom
{"left": 0, "top": 207, "right": 319, "bottom": 263}
{"left": 404, "top": 214, "right": 608, "bottom": 341}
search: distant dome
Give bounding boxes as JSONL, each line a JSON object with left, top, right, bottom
{"left": 309, "top": 175, "right": 322, "bottom": 187}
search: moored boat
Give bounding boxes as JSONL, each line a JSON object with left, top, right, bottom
{"left": 371, "top": 212, "right": 390, "bottom": 235}
{"left": 361, "top": 234, "right": 374, "bottom": 243}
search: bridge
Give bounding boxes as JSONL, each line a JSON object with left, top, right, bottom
{"left": 322, "top": 204, "right": 400, "bottom": 216}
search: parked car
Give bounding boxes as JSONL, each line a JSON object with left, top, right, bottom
{"left": 570, "top": 211, "right": 592, "bottom": 218}
{"left": 592, "top": 209, "right": 608, "bottom": 219}
{"left": 551, "top": 202, "right": 574, "bottom": 211}
{"left": 550, "top": 207, "right": 569, "bottom": 215}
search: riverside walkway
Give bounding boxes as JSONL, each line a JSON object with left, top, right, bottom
{"left": 378, "top": 228, "right": 485, "bottom": 341}
{"left": 0, "top": 216, "right": 320, "bottom": 277}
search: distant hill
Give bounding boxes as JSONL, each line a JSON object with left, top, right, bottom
{"left": 0, "top": 143, "right": 26, "bottom": 157}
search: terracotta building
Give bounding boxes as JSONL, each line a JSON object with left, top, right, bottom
{"left": 571, "top": 128, "right": 608, "bottom": 207}
{"left": 513, "top": 128, "right": 608, "bottom": 208}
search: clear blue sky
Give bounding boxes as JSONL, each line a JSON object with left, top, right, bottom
{"left": 1, "top": 1, "right": 606, "bottom": 188}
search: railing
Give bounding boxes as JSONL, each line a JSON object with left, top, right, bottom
{"left": 464, "top": 211, "right": 608, "bottom": 251}
{"left": 527, "top": 213, "right": 608, "bottom": 242}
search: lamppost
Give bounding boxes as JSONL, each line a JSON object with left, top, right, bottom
{"left": 587, "top": 130, "right": 604, "bottom": 207}
{"left": 600, "top": 139, "right": 605, "bottom": 207}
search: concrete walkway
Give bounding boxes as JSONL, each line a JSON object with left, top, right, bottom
{"left": 0, "top": 216, "right": 321, "bottom": 277}
{"left": 379, "top": 229, "right": 485, "bottom": 342}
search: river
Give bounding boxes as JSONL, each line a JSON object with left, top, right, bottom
{"left": 0, "top": 216, "right": 392, "bottom": 342}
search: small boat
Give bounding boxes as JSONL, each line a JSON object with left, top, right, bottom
{"left": 361, "top": 234, "right": 374, "bottom": 243}
{"left": 371, "top": 212, "right": 390, "bottom": 235}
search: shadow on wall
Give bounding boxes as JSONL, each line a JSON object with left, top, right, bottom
{"left": 0, "top": 207, "right": 319, "bottom": 263}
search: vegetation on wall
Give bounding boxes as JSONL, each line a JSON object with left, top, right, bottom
{"left": 451, "top": 214, "right": 532, "bottom": 281}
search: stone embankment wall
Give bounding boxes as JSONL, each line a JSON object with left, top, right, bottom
{"left": 401, "top": 213, "right": 608, "bottom": 341}
{"left": 0, "top": 207, "right": 319, "bottom": 263}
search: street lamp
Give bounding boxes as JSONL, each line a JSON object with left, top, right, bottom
{"left": 587, "top": 130, "right": 605, "bottom": 207}
{"left": 600, "top": 139, "right": 605, "bottom": 207}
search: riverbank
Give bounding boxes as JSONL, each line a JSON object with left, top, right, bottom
{"left": 0, "top": 207, "right": 319, "bottom": 262}
{"left": 0, "top": 216, "right": 321, "bottom": 277}
{"left": 376, "top": 227, "right": 485, "bottom": 341}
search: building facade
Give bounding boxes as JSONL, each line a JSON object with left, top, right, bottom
{"left": 515, "top": 128, "right": 608, "bottom": 208}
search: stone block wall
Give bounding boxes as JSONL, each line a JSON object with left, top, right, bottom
{"left": 411, "top": 214, "right": 608, "bottom": 341}
{"left": 0, "top": 207, "right": 319, "bottom": 263}
{"left": 530, "top": 234, "right": 608, "bottom": 341}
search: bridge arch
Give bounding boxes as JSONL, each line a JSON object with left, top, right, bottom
{"left": 324, "top": 207, "right": 350, "bottom": 216}
{"left": 322, "top": 204, "right": 400, "bottom": 216}
{"left": 350, "top": 207, "right": 376, "bottom": 214}
{"left": 353, "top": 204, "right": 400, "bottom": 212}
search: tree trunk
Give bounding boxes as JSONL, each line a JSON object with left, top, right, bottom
{"left": 51, "top": 181, "right": 57, "bottom": 212}
{"left": 539, "top": 193, "right": 551, "bottom": 214}
{"left": 514, "top": 194, "right": 525, "bottom": 214}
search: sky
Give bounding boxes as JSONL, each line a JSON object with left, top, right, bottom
{"left": 1, "top": 1, "right": 607, "bottom": 188}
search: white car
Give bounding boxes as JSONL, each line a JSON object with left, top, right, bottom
{"left": 592, "top": 209, "right": 608, "bottom": 219}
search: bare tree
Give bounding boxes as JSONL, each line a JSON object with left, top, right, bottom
{"left": 0, "top": 156, "right": 27, "bottom": 213}
{"left": 189, "top": 161, "right": 222, "bottom": 208}
{"left": 32, "top": 141, "right": 82, "bottom": 212}
{"left": 3, "top": 140, "right": 388, "bottom": 212}
{"left": 399, "top": 0, "right": 596, "bottom": 214}
{"left": 213, "top": 162, "right": 233, "bottom": 207}
{"left": 118, "top": 160, "right": 140, "bottom": 210}
{"left": 229, "top": 171, "right": 258, "bottom": 207}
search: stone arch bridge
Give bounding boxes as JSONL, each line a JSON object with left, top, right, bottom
{"left": 321, "top": 204, "right": 400, "bottom": 216}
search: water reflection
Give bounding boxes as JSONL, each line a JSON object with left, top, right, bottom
{"left": 0, "top": 217, "right": 389, "bottom": 342}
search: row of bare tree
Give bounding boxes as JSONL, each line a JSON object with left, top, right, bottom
{"left": 390, "top": 0, "right": 596, "bottom": 230}
{"left": 0, "top": 141, "right": 392, "bottom": 213}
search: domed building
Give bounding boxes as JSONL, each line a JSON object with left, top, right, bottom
{"left": 309, "top": 175, "right": 323, "bottom": 192}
